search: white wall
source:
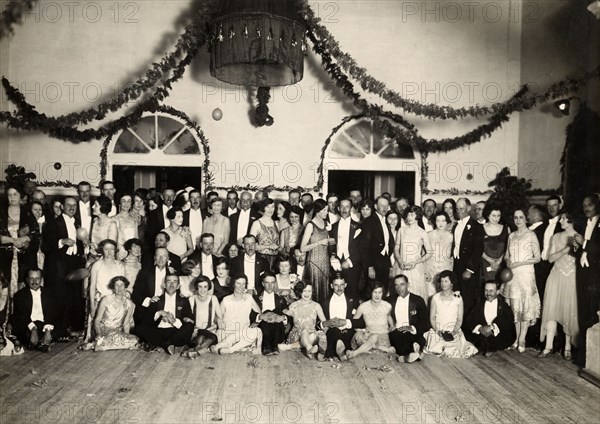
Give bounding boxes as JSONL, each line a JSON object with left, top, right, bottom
{"left": 2, "top": 0, "right": 587, "bottom": 198}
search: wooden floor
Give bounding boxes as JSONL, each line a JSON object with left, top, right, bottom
{"left": 1, "top": 343, "right": 599, "bottom": 424}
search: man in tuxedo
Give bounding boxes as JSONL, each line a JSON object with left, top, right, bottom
{"left": 41, "top": 196, "right": 86, "bottom": 334}
{"left": 188, "top": 233, "right": 219, "bottom": 280}
{"left": 182, "top": 189, "right": 205, "bottom": 250}
{"left": 136, "top": 273, "right": 194, "bottom": 355}
{"left": 230, "top": 234, "right": 269, "bottom": 294}
{"left": 527, "top": 204, "right": 549, "bottom": 349}
{"left": 395, "top": 197, "right": 409, "bottom": 217}
{"left": 360, "top": 196, "right": 394, "bottom": 295}
{"left": 146, "top": 188, "right": 175, "bottom": 247}
{"left": 317, "top": 273, "right": 364, "bottom": 361}
{"left": 252, "top": 272, "right": 289, "bottom": 355}
{"left": 229, "top": 192, "right": 258, "bottom": 245}
{"left": 292, "top": 248, "right": 307, "bottom": 281}
{"left": 142, "top": 232, "right": 182, "bottom": 274}
{"left": 574, "top": 193, "right": 600, "bottom": 367}
{"left": 100, "top": 180, "right": 117, "bottom": 217}
{"left": 224, "top": 190, "right": 239, "bottom": 218}
{"left": 386, "top": 274, "right": 430, "bottom": 363}
{"left": 132, "top": 247, "right": 169, "bottom": 326}
{"left": 465, "top": 281, "right": 516, "bottom": 357}
{"left": 452, "top": 197, "right": 484, "bottom": 316}
{"left": 422, "top": 199, "right": 436, "bottom": 232}
{"left": 326, "top": 193, "right": 340, "bottom": 224}
{"left": 75, "top": 181, "right": 93, "bottom": 241}
{"left": 349, "top": 190, "right": 362, "bottom": 222}
{"left": 330, "top": 198, "right": 362, "bottom": 298}
{"left": 9, "top": 268, "right": 59, "bottom": 351}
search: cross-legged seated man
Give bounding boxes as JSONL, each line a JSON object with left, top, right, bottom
{"left": 136, "top": 273, "right": 194, "bottom": 355}
{"left": 386, "top": 274, "right": 430, "bottom": 363}
{"left": 252, "top": 272, "right": 289, "bottom": 355}
{"left": 9, "top": 268, "right": 60, "bottom": 352}
{"left": 211, "top": 274, "right": 263, "bottom": 355}
{"left": 465, "top": 281, "right": 516, "bottom": 357}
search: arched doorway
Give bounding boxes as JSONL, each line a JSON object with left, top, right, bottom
{"left": 108, "top": 112, "right": 206, "bottom": 192}
{"left": 322, "top": 117, "right": 421, "bottom": 203}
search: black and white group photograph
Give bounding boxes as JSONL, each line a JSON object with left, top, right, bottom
{"left": 0, "top": 0, "right": 599, "bottom": 422}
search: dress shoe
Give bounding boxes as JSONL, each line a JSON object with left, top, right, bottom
{"left": 166, "top": 345, "right": 175, "bottom": 355}
{"left": 484, "top": 351, "right": 496, "bottom": 358}
{"left": 37, "top": 344, "right": 50, "bottom": 353}
{"left": 537, "top": 349, "right": 551, "bottom": 358}
{"left": 563, "top": 350, "right": 572, "bottom": 361}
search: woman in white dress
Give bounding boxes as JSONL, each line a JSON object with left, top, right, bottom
{"left": 501, "top": 208, "right": 541, "bottom": 353}
{"left": 203, "top": 198, "right": 230, "bottom": 256}
{"left": 114, "top": 193, "right": 138, "bottom": 259}
{"left": 539, "top": 212, "right": 579, "bottom": 360}
{"left": 211, "top": 275, "right": 262, "bottom": 355}
{"left": 425, "top": 211, "right": 454, "bottom": 292}
{"left": 394, "top": 206, "right": 433, "bottom": 300}
{"left": 424, "top": 270, "right": 478, "bottom": 358}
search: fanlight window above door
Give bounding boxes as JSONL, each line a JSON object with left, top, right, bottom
{"left": 328, "top": 119, "right": 414, "bottom": 159}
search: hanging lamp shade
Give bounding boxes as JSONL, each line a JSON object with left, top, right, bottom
{"left": 210, "top": 0, "right": 306, "bottom": 87}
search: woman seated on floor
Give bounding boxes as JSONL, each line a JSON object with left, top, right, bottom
{"left": 83, "top": 276, "right": 139, "bottom": 351}
{"left": 346, "top": 282, "right": 395, "bottom": 360}
{"left": 210, "top": 274, "right": 262, "bottom": 355}
{"left": 279, "top": 280, "right": 326, "bottom": 359}
{"left": 183, "top": 276, "right": 223, "bottom": 358}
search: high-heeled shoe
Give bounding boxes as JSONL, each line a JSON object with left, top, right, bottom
{"left": 517, "top": 343, "right": 526, "bottom": 353}
{"left": 538, "top": 349, "right": 551, "bottom": 358}
{"left": 563, "top": 350, "right": 572, "bottom": 361}
{"left": 509, "top": 342, "right": 518, "bottom": 351}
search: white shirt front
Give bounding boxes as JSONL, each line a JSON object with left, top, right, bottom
{"left": 228, "top": 207, "right": 238, "bottom": 216}
{"left": 261, "top": 291, "right": 276, "bottom": 312}
{"left": 154, "top": 267, "right": 166, "bottom": 297}
{"left": 453, "top": 216, "right": 470, "bottom": 259}
{"left": 296, "top": 264, "right": 305, "bottom": 279}
{"left": 30, "top": 289, "right": 44, "bottom": 323}
{"left": 422, "top": 216, "right": 434, "bottom": 232}
{"left": 157, "top": 292, "right": 182, "bottom": 329}
{"left": 394, "top": 294, "right": 410, "bottom": 328}
{"left": 529, "top": 221, "right": 543, "bottom": 231}
{"left": 201, "top": 253, "right": 214, "bottom": 279}
{"left": 162, "top": 205, "right": 171, "bottom": 226}
{"left": 484, "top": 298, "right": 498, "bottom": 324}
{"left": 583, "top": 215, "right": 599, "bottom": 250}
{"left": 329, "top": 293, "right": 348, "bottom": 320}
{"left": 336, "top": 217, "right": 352, "bottom": 260}
{"left": 78, "top": 200, "right": 92, "bottom": 236}
{"left": 237, "top": 209, "right": 251, "bottom": 240}
{"left": 377, "top": 212, "right": 390, "bottom": 256}
{"left": 244, "top": 254, "right": 256, "bottom": 290}
{"left": 328, "top": 212, "right": 340, "bottom": 224}
{"left": 60, "top": 214, "right": 78, "bottom": 255}
{"left": 542, "top": 216, "right": 560, "bottom": 260}
{"left": 188, "top": 208, "right": 203, "bottom": 249}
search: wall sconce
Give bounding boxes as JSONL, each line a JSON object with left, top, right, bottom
{"left": 554, "top": 97, "right": 581, "bottom": 116}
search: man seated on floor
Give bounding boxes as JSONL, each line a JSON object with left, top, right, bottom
{"left": 465, "top": 281, "right": 516, "bottom": 357}
{"left": 136, "top": 272, "right": 194, "bottom": 355}
{"left": 9, "top": 268, "right": 60, "bottom": 352}
{"left": 317, "top": 273, "right": 364, "bottom": 361}
{"left": 386, "top": 274, "right": 430, "bottom": 363}
{"left": 252, "top": 272, "right": 289, "bottom": 355}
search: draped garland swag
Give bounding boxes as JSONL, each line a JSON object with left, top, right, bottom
{"left": 1, "top": 0, "right": 599, "bottom": 191}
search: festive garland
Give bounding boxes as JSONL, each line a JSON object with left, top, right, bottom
{"left": 98, "top": 105, "right": 212, "bottom": 187}
{"left": 208, "top": 184, "right": 319, "bottom": 194}
{"left": 301, "top": 0, "right": 600, "bottom": 120}
{"left": 0, "top": 0, "right": 39, "bottom": 38}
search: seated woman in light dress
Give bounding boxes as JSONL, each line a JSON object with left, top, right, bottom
{"left": 85, "top": 276, "right": 139, "bottom": 351}
{"left": 424, "top": 271, "right": 478, "bottom": 358}
{"left": 183, "top": 276, "right": 223, "bottom": 358}
{"left": 211, "top": 274, "right": 262, "bottom": 355}
{"left": 346, "top": 282, "right": 395, "bottom": 359}
{"left": 280, "top": 281, "right": 326, "bottom": 359}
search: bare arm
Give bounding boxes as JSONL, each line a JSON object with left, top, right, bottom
{"left": 393, "top": 228, "right": 402, "bottom": 265}
{"left": 93, "top": 297, "right": 108, "bottom": 335}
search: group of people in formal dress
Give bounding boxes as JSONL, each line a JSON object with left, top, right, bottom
{"left": 1, "top": 180, "right": 598, "bottom": 367}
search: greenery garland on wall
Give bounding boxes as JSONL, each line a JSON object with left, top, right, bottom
{"left": 0, "top": 0, "right": 39, "bottom": 38}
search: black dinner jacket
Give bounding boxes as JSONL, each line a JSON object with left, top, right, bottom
{"left": 10, "top": 287, "right": 59, "bottom": 330}
{"left": 41, "top": 214, "right": 84, "bottom": 257}
{"left": 452, "top": 217, "right": 484, "bottom": 276}
{"left": 360, "top": 213, "right": 395, "bottom": 268}
{"left": 531, "top": 221, "right": 548, "bottom": 252}
{"left": 320, "top": 293, "right": 365, "bottom": 329}
{"left": 465, "top": 295, "right": 516, "bottom": 346}
{"left": 250, "top": 291, "right": 288, "bottom": 322}
{"left": 132, "top": 265, "right": 164, "bottom": 307}
{"left": 230, "top": 254, "right": 270, "bottom": 293}
{"left": 329, "top": 217, "right": 362, "bottom": 264}
{"left": 578, "top": 216, "right": 600, "bottom": 268}
{"left": 145, "top": 291, "right": 193, "bottom": 327}
{"left": 187, "top": 250, "right": 219, "bottom": 276}
{"left": 228, "top": 209, "right": 259, "bottom": 244}
{"left": 182, "top": 208, "right": 207, "bottom": 227}
{"left": 385, "top": 293, "right": 430, "bottom": 335}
